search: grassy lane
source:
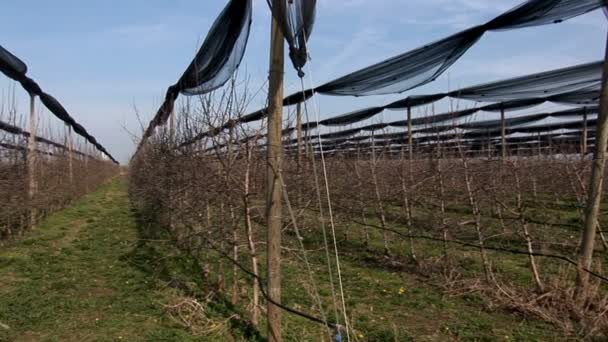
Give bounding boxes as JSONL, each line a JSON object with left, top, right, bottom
{"left": 0, "top": 179, "right": 200, "bottom": 342}
{"left": 0, "top": 177, "right": 574, "bottom": 341}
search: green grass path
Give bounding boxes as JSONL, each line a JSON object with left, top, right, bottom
{"left": 0, "top": 178, "right": 567, "bottom": 341}
{"left": 0, "top": 179, "right": 196, "bottom": 342}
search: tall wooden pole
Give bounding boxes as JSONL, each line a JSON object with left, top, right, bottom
{"left": 296, "top": 102, "right": 303, "bottom": 170}
{"left": 68, "top": 126, "right": 74, "bottom": 185}
{"left": 266, "top": 5, "right": 285, "bottom": 341}
{"left": 27, "top": 93, "right": 38, "bottom": 227}
{"left": 487, "top": 133, "right": 492, "bottom": 159}
{"left": 582, "top": 106, "right": 588, "bottom": 157}
{"left": 84, "top": 142, "right": 89, "bottom": 193}
{"left": 296, "top": 102, "right": 303, "bottom": 207}
{"left": 407, "top": 106, "right": 413, "bottom": 162}
{"left": 501, "top": 105, "right": 507, "bottom": 160}
{"left": 407, "top": 106, "right": 415, "bottom": 188}
{"left": 578, "top": 30, "right": 608, "bottom": 298}
{"left": 169, "top": 106, "right": 177, "bottom": 233}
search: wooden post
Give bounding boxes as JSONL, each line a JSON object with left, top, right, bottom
{"left": 501, "top": 104, "right": 507, "bottom": 160}
{"left": 487, "top": 133, "right": 492, "bottom": 159}
{"left": 296, "top": 102, "right": 302, "bottom": 170}
{"left": 68, "top": 126, "right": 74, "bottom": 185}
{"left": 266, "top": 5, "right": 285, "bottom": 341}
{"left": 27, "top": 93, "right": 37, "bottom": 227}
{"left": 407, "top": 106, "right": 413, "bottom": 162}
{"left": 578, "top": 30, "right": 608, "bottom": 298}
{"left": 296, "top": 102, "right": 303, "bottom": 207}
{"left": 84, "top": 142, "right": 89, "bottom": 193}
{"left": 582, "top": 106, "right": 588, "bottom": 157}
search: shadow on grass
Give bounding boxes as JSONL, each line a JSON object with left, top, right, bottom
{"left": 123, "top": 205, "right": 266, "bottom": 341}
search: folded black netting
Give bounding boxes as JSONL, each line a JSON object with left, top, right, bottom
{"left": 385, "top": 94, "right": 449, "bottom": 110}
{"left": 485, "top": 0, "right": 602, "bottom": 30}
{"left": 275, "top": 61, "right": 601, "bottom": 139}
{"left": 549, "top": 84, "right": 601, "bottom": 104}
{"left": 318, "top": 127, "right": 363, "bottom": 140}
{"left": 302, "top": 121, "right": 319, "bottom": 130}
{"left": 296, "top": 118, "right": 388, "bottom": 134}
{"left": 315, "top": 26, "right": 485, "bottom": 96}
{"left": 511, "top": 118, "right": 596, "bottom": 134}
{"left": 295, "top": 0, "right": 602, "bottom": 97}
{"left": 20, "top": 77, "right": 42, "bottom": 95}
{"left": 458, "top": 105, "right": 597, "bottom": 130}
{"left": 461, "top": 104, "right": 596, "bottom": 131}
{"left": 461, "top": 113, "right": 550, "bottom": 130}
{"left": 241, "top": 108, "right": 268, "bottom": 123}
{"left": 552, "top": 104, "right": 599, "bottom": 117}
{"left": 0, "top": 119, "right": 95, "bottom": 157}
{"left": 320, "top": 106, "right": 595, "bottom": 146}
{"left": 0, "top": 120, "right": 23, "bottom": 136}
{"left": 40, "top": 93, "right": 76, "bottom": 125}
{"left": 140, "top": 0, "right": 253, "bottom": 147}
{"left": 375, "top": 132, "right": 410, "bottom": 141}
{"left": 0, "top": 45, "right": 117, "bottom": 163}
{"left": 0, "top": 45, "right": 27, "bottom": 81}
{"left": 266, "top": 0, "right": 316, "bottom": 75}
{"left": 178, "top": 0, "right": 252, "bottom": 95}
{"left": 284, "top": 89, "right": 315, "bottom": 105}
{"left": 180, "top": 0, "right": 316, "bottom": 149}
{"left": 368, "top": 131, "right": 587, "bottom": 152}
{"left": 181, "top": 0, "right": 604, "bottom": 147}
{"left": 299, "top": 62, "right": 595, "bottom": 134}
{"left": 0, "top": 142, "right": 28, "bottom": 154}
{"left": 363, "top": 123, "right": 391, "bottom": 131}
{"left": 453, "top": 61, "right": 602, "bottom": 102}
{"left": 389, "top": 108, "right": 480, "bottom": 127}
{"left": 319, "top": 106, "right": 384, "bottom": 126}
{"left": 471, "top": 118, "right": 596, "bottom": 136}
{"left": 301, "top": 102, "right": 598, "bottom": 148}
{"left": 39, "top": 92, "right": 119, "bottom": 164}
{"left": 0, "top": 142, "right": 57, "bottom": 157}
{"left": 481, "top": 98, "right": 546, "bottom": 112}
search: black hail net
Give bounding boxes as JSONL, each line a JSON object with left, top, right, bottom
{"left": 281, "top": 61, "right": 601, "bottom": 132}
{"left": 266, "top": 0, "right": 316, "bottom": 76}
{"left": 279, "top": 105, "right": 596, "bottom": 150}
{"left": 0, "top": 44, "right": 118, "bottom": 164}
{"left": 312, "top": 0, "right": 602, "bottom": 96}
{"left": 0, "top": 119, "right": 98, "bottom": 159}
{"left": 454, "top": 61, "right": 602, "bottom": 101}
{"left": 180, "top": 0, "right": 603, "bottom": 147}
{"left": 139, "top": 0, "right": 253, "bottom": 147}
{"left": 182, "top": 54, "right": 601, "bottom": 147}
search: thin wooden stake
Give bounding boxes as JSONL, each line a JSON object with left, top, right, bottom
{"left": 582, "top": 106, "right": 588, "bottom": 157}
{"left": 501, "top": 104, "right": 507, "bottom": 160}
{"left": 27, "top": 93, "right": 37, "bottom": 227}
{"left": 296, "top": 102, "right": 302, "bottom": 171}
{"left": 407, "top": 106, "right": 413, "bottom": 163}
{"left": 68, "top": 126, "right": 74, "bottom": 185}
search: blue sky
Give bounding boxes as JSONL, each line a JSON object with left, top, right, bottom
{"left": 0, "top": 0, "right": 605, "bottom": 163}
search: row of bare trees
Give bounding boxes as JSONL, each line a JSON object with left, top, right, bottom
{"left": 0, "top": 94, "right": 120, "bottom": 241}
{"left": 129, "top": 81, "right": 608, "bottom": 338}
